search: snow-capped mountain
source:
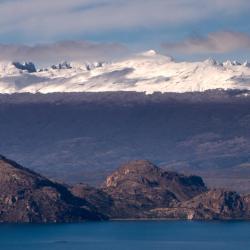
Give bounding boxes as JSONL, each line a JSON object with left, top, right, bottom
{"left": 0, "top": 50, "right": 250, "bottom": 94}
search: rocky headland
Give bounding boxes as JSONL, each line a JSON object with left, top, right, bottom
{"left": 0, "top": 156, "right": 250, "bottom": 223}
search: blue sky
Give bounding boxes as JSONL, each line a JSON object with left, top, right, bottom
{"left": 0, "top": 0, "right": 249, "bottom": 63}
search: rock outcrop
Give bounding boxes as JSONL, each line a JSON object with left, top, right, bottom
{"left": 74, "top": 160, "right": 207, "bottom": 218}
{"left": 0, "top": 156, "right": 105, "bottom": 223}
{"left": 1, "top": 156, "right": 250, "bottom": 222}
{"left": 12, "top": 62, "right": 37, "bottom": 73}
{"left": 148, "top": 189, "right": 249, "bottom": 220}
{"left": 73, "top": 160, "right": 250, "bottom": 220}
{"left": 71, "top": 184, "right": 115, "bottom": 217}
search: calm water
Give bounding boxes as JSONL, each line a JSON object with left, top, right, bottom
{"left": 0, "top": 221, "right": 250, "bottom": 250}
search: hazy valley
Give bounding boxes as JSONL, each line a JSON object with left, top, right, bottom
{"left": 0, "top": 90, "right": 250, "bottom": 193}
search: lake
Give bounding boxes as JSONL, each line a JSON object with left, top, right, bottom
{"left": 0, "top": 221, "right": 249, "bottom": 250}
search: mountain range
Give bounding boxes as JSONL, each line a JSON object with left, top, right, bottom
{"left": 0, "top": 91, "right": 249, "bottom": 193}
{"left": 0, "top": 50, "right": 250, "bottom": 94}
{"left": 0, "top": 50, "right": 250, "bottom": 221}
{"left": 0, "top": 51, "right": 250, "bottom": 194}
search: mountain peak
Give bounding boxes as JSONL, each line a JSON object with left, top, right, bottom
{"left": 12, "top": 62, "right": 37, "bottom": 73}
{"left": 102, "top": 160, "right": 207, "bottom": 218}
{"left": 48, "top": 61, "right": 105, "bottom": 71}
{"left": 51, "top": 61, "right": 73, "bottom": 70}
{"left": 0, "top": 54, "right": 250, "bottom": 94}
{"left": 223, "top": 60, "right": 242, "bottom": 67}
{"left": 118, "top": 160, "right": 159, "bottom": 173}
{"left": 0, "top": 61, "right": 37, "bottom": 74}
{"left": 244, "top": 61, "right": 250, "bottom": 67}
{"left": 0, "top": 155, "right": 104, "bottom": 223}
{"left": 203, "top": 58, "right": 218, "bottom": 66}
{"left": 140, "top": 50, "right": 157, "bottom": 57}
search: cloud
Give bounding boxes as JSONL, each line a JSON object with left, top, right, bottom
{"left": 0, "top": 0, "right": 249, "bottom": 41}
{"left": 162, "top": 31, "right": 250, "bottom": 54}
{"left": 0, "top": 40, "right": 129, "bottom": 64}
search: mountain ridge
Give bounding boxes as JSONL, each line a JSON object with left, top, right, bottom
{"left": 0, "top": 51, "right": 250, "bottom": 94}
{"left": 0, "top": 155, "right": 250, "bottom": 222}
{"left": 0, "top": 91, "right": 249, "bottom": 192}
{"left": 0, "top": 155, "right": 105, "bottom": 223}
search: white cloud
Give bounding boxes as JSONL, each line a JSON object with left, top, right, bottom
{"left": 0, "top": 40, "right": 128, "bottom": 64}
{"left": 0, "top": 0, "right": 249, "bottom": 40}
{"left": 162, "top": 31, "right": 250, "bottom": 54}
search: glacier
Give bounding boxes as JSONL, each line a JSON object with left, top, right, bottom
{"left": 0, "top": 50, "right": 250, "bottom": 94}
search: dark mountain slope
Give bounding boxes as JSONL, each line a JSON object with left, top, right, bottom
{"left": 0, "top": 90, "right": 250, "bottom": 191}
{"left": 0, "top": 155, "right": 104, "bottom": 223}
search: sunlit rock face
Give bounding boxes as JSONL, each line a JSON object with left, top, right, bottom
{"left": 148, "top": 189, "right": 249, "bottom": 220}
{"left": 101, "top": 160, "right": 207, "bottom": 218}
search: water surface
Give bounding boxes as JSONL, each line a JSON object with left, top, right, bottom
{"left": 0, "top": 221, "right": 249, "bottom": 250}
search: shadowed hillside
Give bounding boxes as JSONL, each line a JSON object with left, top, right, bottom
{"left": 0, "top": 90, "right": 250, "bottom": 192}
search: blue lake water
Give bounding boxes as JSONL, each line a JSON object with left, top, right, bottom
{"left": 0, "top": 221, "right": 250, "bottom": 250}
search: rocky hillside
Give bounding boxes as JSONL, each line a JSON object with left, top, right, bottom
{"left": 1, "top": 91, "right": 250, "bottom": 193}
{"left": 71, "top": 184, "right": 115, "bottom": 217}
{"left": 1, "top": 155, "right": 250, "bottom": 222}
{"left": 0, "top": 155, "right": 105, "bottom": 223}
{"left": 100, "top": 160, "right": 206, "bottom": 218}
{"left": 148, "top": 190, "right": 249, "bottom": 220}
{"left": 73, "top": 160, "right": 250, "bottom": 220}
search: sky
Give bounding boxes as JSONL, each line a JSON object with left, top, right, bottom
{"left": 0, "top": 0, "right": 250, "bottom": 64}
